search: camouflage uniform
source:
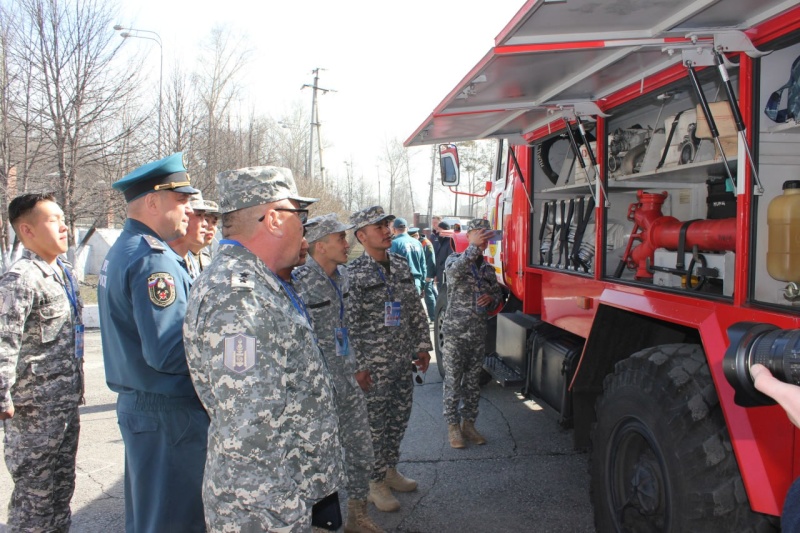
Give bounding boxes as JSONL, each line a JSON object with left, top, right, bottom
{"left": 442, "top": 229, "right": 503, "bottom": 425}
{"left": 294, "top": 252, "right": 374, "bottom": 501}
{"left": 184, "top": 166, "right": 343, "bottom": 532}
{"left": 0, "top": 250, "right": 83, "bottom": 532}
{"left": 347, "top": 235, "right": 432, "bottom": 482}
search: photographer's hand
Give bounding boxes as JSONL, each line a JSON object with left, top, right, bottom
{"left": 752, "top": 364, "right": 800, "bottom": 428}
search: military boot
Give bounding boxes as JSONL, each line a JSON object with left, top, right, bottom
{"left": 448, "top": 423, "right": 466, "bottom": 449}
{"left": 461, "top": 419, "right": 487, "bottom": 445}
{"left": 367, "top": 480, "right": 400, "bottom": 512}
{"left": 345, "top": 499, "right": 385, "bottom": 533}
{"left": 385, "top": 467, "right": 417, "bottom": 492}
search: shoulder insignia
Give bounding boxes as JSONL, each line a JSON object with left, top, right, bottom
{"left": 143, "top": 235, "right": 166, "bottom": 252}
{"left": 147, "top": 272, "right": 176, "bottom": 307}
{"left": 224, "top": 334, "right": 257, "bottom": 373}
{"left": 232, "top": 272, "right": 254, "bottom": 290}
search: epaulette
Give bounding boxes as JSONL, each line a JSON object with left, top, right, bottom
{"left": 232, "top": 271, "right": 254, "bottom": 291}
{"left": 292, "top": 266, "right": 311, "bottom": 281}
{"left": 142, "top": 235, "right": 166, "bottom": 251}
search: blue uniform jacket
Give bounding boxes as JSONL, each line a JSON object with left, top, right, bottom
{"left": 389, "top": 233, "right": 426, "bottom": 286}
{"left": 97, "top": 218, "right": 196, "bottom": 397}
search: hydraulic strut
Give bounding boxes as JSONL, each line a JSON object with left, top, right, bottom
{"left": 685, "top": 63, "right": 737, "bottom": 185}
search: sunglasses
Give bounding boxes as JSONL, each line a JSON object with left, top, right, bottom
{"left": 411, "top": 362, "right": 426, "bottom": 385}
{"left": 258, "top": 208, "right": 309, "bottom": 224}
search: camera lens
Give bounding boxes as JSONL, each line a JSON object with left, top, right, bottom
{"left": 724, "top": 322, "right": 800, "bottom": 407}
{"left": 749, "top": 329, "right": 800, "bottom": 386}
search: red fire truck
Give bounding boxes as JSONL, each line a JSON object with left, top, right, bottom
{"left": 407, "top": 1, "right": 800, "bottom": 530}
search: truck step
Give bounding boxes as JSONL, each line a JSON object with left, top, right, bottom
{"left": 483, "top": 354, "right": 525, "bottom": 387}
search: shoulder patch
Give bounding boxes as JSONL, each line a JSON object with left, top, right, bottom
{"left": 147, "top": 273, "right": 176, "bottom": 307}
{"left": 224, "top": 334, "right": 257, "bottom": 373}
{"left": 231, "top": 272, "right": 254, "bottom": 290}
{"left": 142, "top": 235, "right": 166, "bottom": 251}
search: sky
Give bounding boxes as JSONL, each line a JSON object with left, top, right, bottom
{"left": 115, "top": 0, "right": 525, "bottom": 213}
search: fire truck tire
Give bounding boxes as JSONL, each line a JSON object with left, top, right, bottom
{"left": 434, "top": 289, "right": 447, "bottom": 379}
{"left": 590, "top": 343, "right": 776, "bottom": 533}
{"left": 433, "top": 287, "right": 493, "bottom": 386}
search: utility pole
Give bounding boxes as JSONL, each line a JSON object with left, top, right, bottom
{"left": 302, "top": 68, "right": 335, "bottom": 182}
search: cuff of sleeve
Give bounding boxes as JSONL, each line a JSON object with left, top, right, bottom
{"left": 1, "top": 393, "right": 12, "bottom": 413}
{"left": 465, "top": 244, "right": 482, "bottom": 260}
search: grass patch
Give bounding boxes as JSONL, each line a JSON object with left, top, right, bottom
{"left": 80, "top": 274, "right": 99, "bottom": 304}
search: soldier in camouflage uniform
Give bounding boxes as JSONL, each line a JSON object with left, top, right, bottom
{"left": 184, "top": 166, "right": 344, "bottom": 532}
{"left": 347, "top": 206, "right": 432, "bottom": 513}
{"left": 442, "top": 219, "right": 503, "bottom": 448}
{"left": 294, "top": 214, "right": 383, "bottom": 533}
{"left": 1, "top": 193, "right": 84, "bottom": 532}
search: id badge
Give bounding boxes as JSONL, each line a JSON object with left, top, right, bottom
{"left": 473, "top": 292, "right": 487, "bottom": 314}
{"left": 334, "top": 327, "right": 350, "bottom": 356}
{"left": 74, "top": 324, "right": 85, "bottom": 359}
{"left": 384, "top": 301, "right": 401, "bottom": 326}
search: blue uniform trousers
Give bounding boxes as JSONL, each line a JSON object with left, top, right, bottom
{"left": 422, "top": 281, "right": 437, "bottom": 321}
{"left": 117, "top": 392, "right": 209, "bottom": 533}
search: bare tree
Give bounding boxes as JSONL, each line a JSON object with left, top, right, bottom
{"left": 12, "top": 0, "right": 142, "bottom": 235}
{"left": 192, "top": 25, "right": 252, "bottom": 194}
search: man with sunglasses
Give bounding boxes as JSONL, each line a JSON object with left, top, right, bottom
{"left": 169, "top": 192, "right": 212, "bottom": 279}
{"left": 294, "top": 214, "right": 383, "bottom": 532}
{"left": 192, "top": 195, "right": 220, "bottom": 273}
{"left": 97, "top": 152, "right": 209, "bottom": 532}
{"left": 346, "top": 206, "right": 432, "bottom": 513}
{"left": 184, "top": 166, "right": 344, "bottom": 532}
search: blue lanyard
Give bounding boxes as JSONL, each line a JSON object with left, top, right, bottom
{"left": 55, "top": 259, "right": 80, "bottom": 323}
{"left": 327, "top": 273, "right": 345, "bottom": 325}
{"left": 374, "top": 262, "right": 395, "bottom": 301}
{"left": 470, "top": 263, "right": 484, "bottom": 291}
{"left": 280, "top": 277, "right": 313, "bottom": 326}
{"left": 220, "top": 239, "right": 313, "bottom": 325}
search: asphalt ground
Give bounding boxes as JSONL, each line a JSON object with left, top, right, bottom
{"left": 0, "top": 329, "right": 595, "bottom": 532}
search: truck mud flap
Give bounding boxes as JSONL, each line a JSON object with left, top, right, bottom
{"left": 527, "top": 325, "right": 584, "bottom": 427}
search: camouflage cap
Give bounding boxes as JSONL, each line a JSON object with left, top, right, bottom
{"left": 467, "top": 218, "right": 491, "bottom": 231}
{"left": 349, "top": 205, "right": 396, "bottom": 232}
{"left": 188, "top": 192, "right": 220, "bottom": 214}
{"left": 215, "top": 166, "right": 318, "bottom": 214}
{"left": 304, "top": 213, "right": 354, "bottom": 244}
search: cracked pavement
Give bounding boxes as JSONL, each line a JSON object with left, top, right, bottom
{"left": 374, "top": 366, "right": 594, "bottom": 533}
{"left": 1, "top": 330, "right": 594, "bottom": 532}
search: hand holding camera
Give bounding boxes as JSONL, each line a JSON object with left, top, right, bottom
{"left": 752, "top": 364, "right": 800, "bottom": 429}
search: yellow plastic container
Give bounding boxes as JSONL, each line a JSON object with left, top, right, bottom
{"left": 767, "top": 180, "right": 800, "bottom": 282}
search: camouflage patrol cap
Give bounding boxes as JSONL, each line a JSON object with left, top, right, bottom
{"left": 467, "top": 218, "right": 491, "bottom": 231}
{"left": 215, "top": 166, "right": 318, "bottom": 214}
{"left": 349, "top": 205, "right": 396, "bottom": 232}
{"left": 188, "top": 192, "right": 220, "bottom": 213}
{"left": 305, "top": 213, "right": 354, "bottom": 244}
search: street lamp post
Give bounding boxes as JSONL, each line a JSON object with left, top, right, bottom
{"left": 114, "top": 25, "right": 163, "bottom": 157}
